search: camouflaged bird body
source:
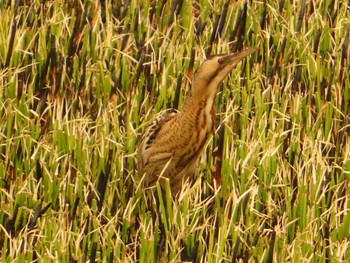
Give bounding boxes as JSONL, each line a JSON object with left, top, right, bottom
{"left": 136, "top": 95, "right": 215, "bottom": 193}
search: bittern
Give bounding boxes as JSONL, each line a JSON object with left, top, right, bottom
{"left": 136, "top": 47, "right": 257, "bottom": 194}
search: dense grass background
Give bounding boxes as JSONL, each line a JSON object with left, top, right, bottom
{"left": 1, "top": 0, "right": 349, "bottom": 262}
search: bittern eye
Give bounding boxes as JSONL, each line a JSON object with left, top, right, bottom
{"left": 218, "top": 58, "right": 225, "bottom": 64}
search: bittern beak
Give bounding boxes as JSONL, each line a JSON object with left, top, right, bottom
{"left": 220, "top": 47, "right": 258, "bottom": 65}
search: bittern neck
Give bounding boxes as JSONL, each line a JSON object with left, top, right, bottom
{"left": 194, "top": 78, "right": 222, "bottom": 100}
{"left": 180, "top": 70, "right": 228, "bottom": 121}
{"left": 181, "top": 86, "right": 216, "bottom": 120}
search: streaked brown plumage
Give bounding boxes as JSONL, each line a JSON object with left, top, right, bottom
{"left": 137, "top": 47, "right": 258, "bottom": 194}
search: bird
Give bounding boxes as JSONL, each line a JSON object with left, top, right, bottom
{"left": 136, "top": 47, "right": 258, "bottom": 195}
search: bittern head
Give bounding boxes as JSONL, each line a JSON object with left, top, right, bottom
{"left": 192, "top": 47, "right": 258, "bottom": 97}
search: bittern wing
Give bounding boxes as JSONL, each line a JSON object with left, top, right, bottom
{"left": 136, "top": 110, "right": 178, "bottom": 182}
